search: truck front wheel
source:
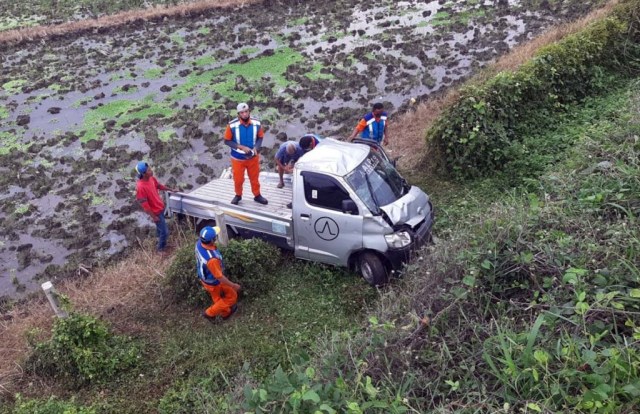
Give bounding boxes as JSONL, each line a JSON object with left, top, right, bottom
{"left": 359, "top": 252, "right": 389, "bottom": 287}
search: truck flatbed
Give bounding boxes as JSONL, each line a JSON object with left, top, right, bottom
{"left": 168, "top": 171, "right": 295, "bottom": 245}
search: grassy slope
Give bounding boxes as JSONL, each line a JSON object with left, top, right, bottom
{"left": 361, "top": 78, "right": 640, "bottom": 413}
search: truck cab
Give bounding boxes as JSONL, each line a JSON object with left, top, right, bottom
{"left": 290, "top": 138, "right": 433, "bottom": 285}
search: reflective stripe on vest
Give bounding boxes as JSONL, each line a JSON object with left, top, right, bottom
{"left": 360, "top": 112, "right": 387, "bottom": 142}
{"left": 195, "top": 241, "right": 223, "bottom": 286}
{"left": 229, "top": 117, "right": 260, "bottom": 159}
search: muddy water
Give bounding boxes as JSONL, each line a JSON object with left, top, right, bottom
{"left": 0, "top": 0, "right": 605, "bottom": 297}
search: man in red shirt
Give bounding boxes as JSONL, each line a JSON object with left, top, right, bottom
{"left": 135, "top": 161, "right": 176, "bottom": 252}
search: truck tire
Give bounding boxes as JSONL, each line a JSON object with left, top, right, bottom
{"left": 359, "top": 252, "right": 389, "bottom": 287}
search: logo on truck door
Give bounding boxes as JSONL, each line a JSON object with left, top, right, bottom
{"left": 314, "top": 217, "right": 339, "bottom": 241}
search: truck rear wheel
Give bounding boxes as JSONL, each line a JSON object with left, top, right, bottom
{"left": 359, "top": 252, "right": 389, "bottom": 287}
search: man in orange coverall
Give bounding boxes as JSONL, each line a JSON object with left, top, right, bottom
{"left": 195, "top": 226, "right": 241, "bottom": 321}
{"left": 223, "top": 102, "right": 268, "bottom": 206}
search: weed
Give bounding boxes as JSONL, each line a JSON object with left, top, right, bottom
{"left": 1, "top": 79, "right": 26, "bottom": 93}
{"left": 10, "top": 395, "right": 96, "bottom": 414}
{"left": 25, "top": 312, "right": 140, "bottom": 386}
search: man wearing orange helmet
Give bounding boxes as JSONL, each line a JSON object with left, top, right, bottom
{"left": 195, "top": 226, "right": 241, "bottom": 321}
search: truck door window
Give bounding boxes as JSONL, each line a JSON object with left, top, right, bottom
{"left": 302, "top": 172, "right": 356, "bottom": 213}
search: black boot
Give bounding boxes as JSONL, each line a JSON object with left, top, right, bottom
{"left": 254, "top": 195, "right": 268, "bottom": 205}
{"left": 231, "top": 195, "right": 242, "bottom": 205}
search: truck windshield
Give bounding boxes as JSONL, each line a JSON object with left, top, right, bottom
{"left": 345, "top": 150, "right": 406, "bottom": 214}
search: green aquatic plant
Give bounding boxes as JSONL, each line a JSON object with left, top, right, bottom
{"left": 143, "top": 68, "right": 163, "bottom": 79}
{"left": 168, "top": 47, "right": 303, "bottom": 104}
{"left": 2, "top": 79, "right": 26, "bottom": 94}
{"left": 194, "top": 55, "right": 216, "bottom": 67}
{"left": 240, "top": 47, "right": 260, "bottom": 55}
{"left": 0, "top": 131, "right": 29, "bottom": 155}
{"left": 80, "top": 97, "right": 175, "bottom": 142}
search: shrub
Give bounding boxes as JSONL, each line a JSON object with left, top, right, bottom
{"left": 11, "top": 395, "right": 96, "bottom": 414}
{"left": 25, "top": 313, "right": 139, "bottom": 386}
{"left": 165, "top": 238, "right": 282, "bottom": 307}
{"left": 425, "top": 0, "right": 640, "bottom": 180}
{"left": 220, "top": 238, "right": 281, "bottom": 297}
{"left": 164, "top": 242, "right": 205, "bottom": 308}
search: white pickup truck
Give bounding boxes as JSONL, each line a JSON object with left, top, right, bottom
{"left": 168, "top": 138, "right": 433, "bottom": 286}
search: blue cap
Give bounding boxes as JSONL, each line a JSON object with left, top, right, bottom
{"left": 199, "top": 226, "right": 220, "bottom": 243}
{"left": 136, "top": 161, "right": 148, "bottom": 178}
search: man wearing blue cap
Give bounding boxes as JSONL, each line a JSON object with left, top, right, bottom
{"left": 196, "top": 226, "right": 241, "bottom": 321}
{"left": 135, "top": 161, "right": 176, "bottom": 252}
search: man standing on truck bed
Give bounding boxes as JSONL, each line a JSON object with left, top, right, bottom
{"left": 275, "top": 141, "right": 304, "bottom": 188}
{"left": 135, "top": 161, "right": 176, "bottom": 252}
{"left": 224, "top": 102, "right": 269, "bottom": 205}
{"left": 348, "top": 102, "right": 389, "bottom": 145}
{"left": 196, "top": 226, "right": 241, "bottom": 321}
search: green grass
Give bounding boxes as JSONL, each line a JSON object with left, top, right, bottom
{"left": 170, "top": 32, "right": 185, "bottom": 46}
{"left": 304, "top": 62, "right": 334, "bottom": 81}
{"left": 240, "top": 47, "right": 260, "bottom": 55}
{"left": 168, "top": 47, "right": 303, "bottom": 105}
{"left": 197, "top": 26, "right": 210, "bottom": 35}
{"left": 430, "top": 11, "right": 452, "bottom": 27}
{"left": 2, "top": 79, "right": 26, "bottom": 94}
{"left": 0, "top": 131, "right": 30, "bottom": 155}
{"left": 80, "top": 96, "right": 175, "bottom": 142}
{"left": 143, "top": 68, "right": 163, "bottom": 79}
{"left": 0, "top": 14, "right": 45, "bottom": 31}
{"left": 193, "top": 55, "right": 216, "bottom": 67}
{"left": 0, "top": 106, "right": 8, "bottom": 119}
{"left": 158, "top": 129, "right": 175, "bottom": 142}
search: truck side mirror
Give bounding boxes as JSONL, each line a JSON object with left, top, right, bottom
{"left": 341, "top": 199, "right": 358, "bottom": 215}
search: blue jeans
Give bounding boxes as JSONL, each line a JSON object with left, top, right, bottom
{"left": 156, "top": 213, "right": 169, "bottom": 251}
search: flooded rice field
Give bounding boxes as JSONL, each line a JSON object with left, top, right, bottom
{"left": 0, "top": 0, "right": 605, "bottom": 297}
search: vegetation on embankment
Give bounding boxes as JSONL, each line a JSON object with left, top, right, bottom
{"left": 425, "top": 0, "right": 640, "bottom": 181}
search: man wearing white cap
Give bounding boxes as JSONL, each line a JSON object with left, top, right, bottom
{"left": 223, "top": 103, "right": 268, "bottom": 205}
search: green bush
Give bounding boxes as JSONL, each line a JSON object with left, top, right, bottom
{"left": 425, "top": 0, "right": 640, "bottom": 180}
{"left": 25, "top": 313, "right": 139, "bottom": 386}
{"left": 164, "top": 242, "right": 204, "bottom": 308}
{"left": 165, "top": 238, "right": 282, "bottom": 307}
{"left": 11, "top": 395, "right": 95, "bottom": 414}
{"left": 221, "top": 238, "right": 281, "bottom": 297}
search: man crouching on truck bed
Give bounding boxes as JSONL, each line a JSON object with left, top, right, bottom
{"left": 196, "top": 226, "right": 241, "bottom": 321}
{"left": 223, "top": 102, "right": 269, "bottom": 206}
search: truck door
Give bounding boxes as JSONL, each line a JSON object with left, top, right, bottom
{"left": 293, "top": 171, "right": 363, "bottom": 266}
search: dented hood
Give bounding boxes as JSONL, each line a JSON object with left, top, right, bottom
{"left": 380, "top": 186, "right": 431, "bottom": 227}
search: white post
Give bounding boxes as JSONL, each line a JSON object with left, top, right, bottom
{"left": 213, "top": 208, "right": 229, "bottom": 247}
{"left": 41, "top": 281, "right": 68, "bottom": 318}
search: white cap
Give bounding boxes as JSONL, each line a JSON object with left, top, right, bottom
{"left": 237, "top": 102, "right": 249, "bottom": 112}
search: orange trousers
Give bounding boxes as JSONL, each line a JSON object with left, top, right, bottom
{"left": 231, "top": 156, "right": 261, "bottom": 197}
{"left": 201, "top": 282, "right": 238, "bottom": 318}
